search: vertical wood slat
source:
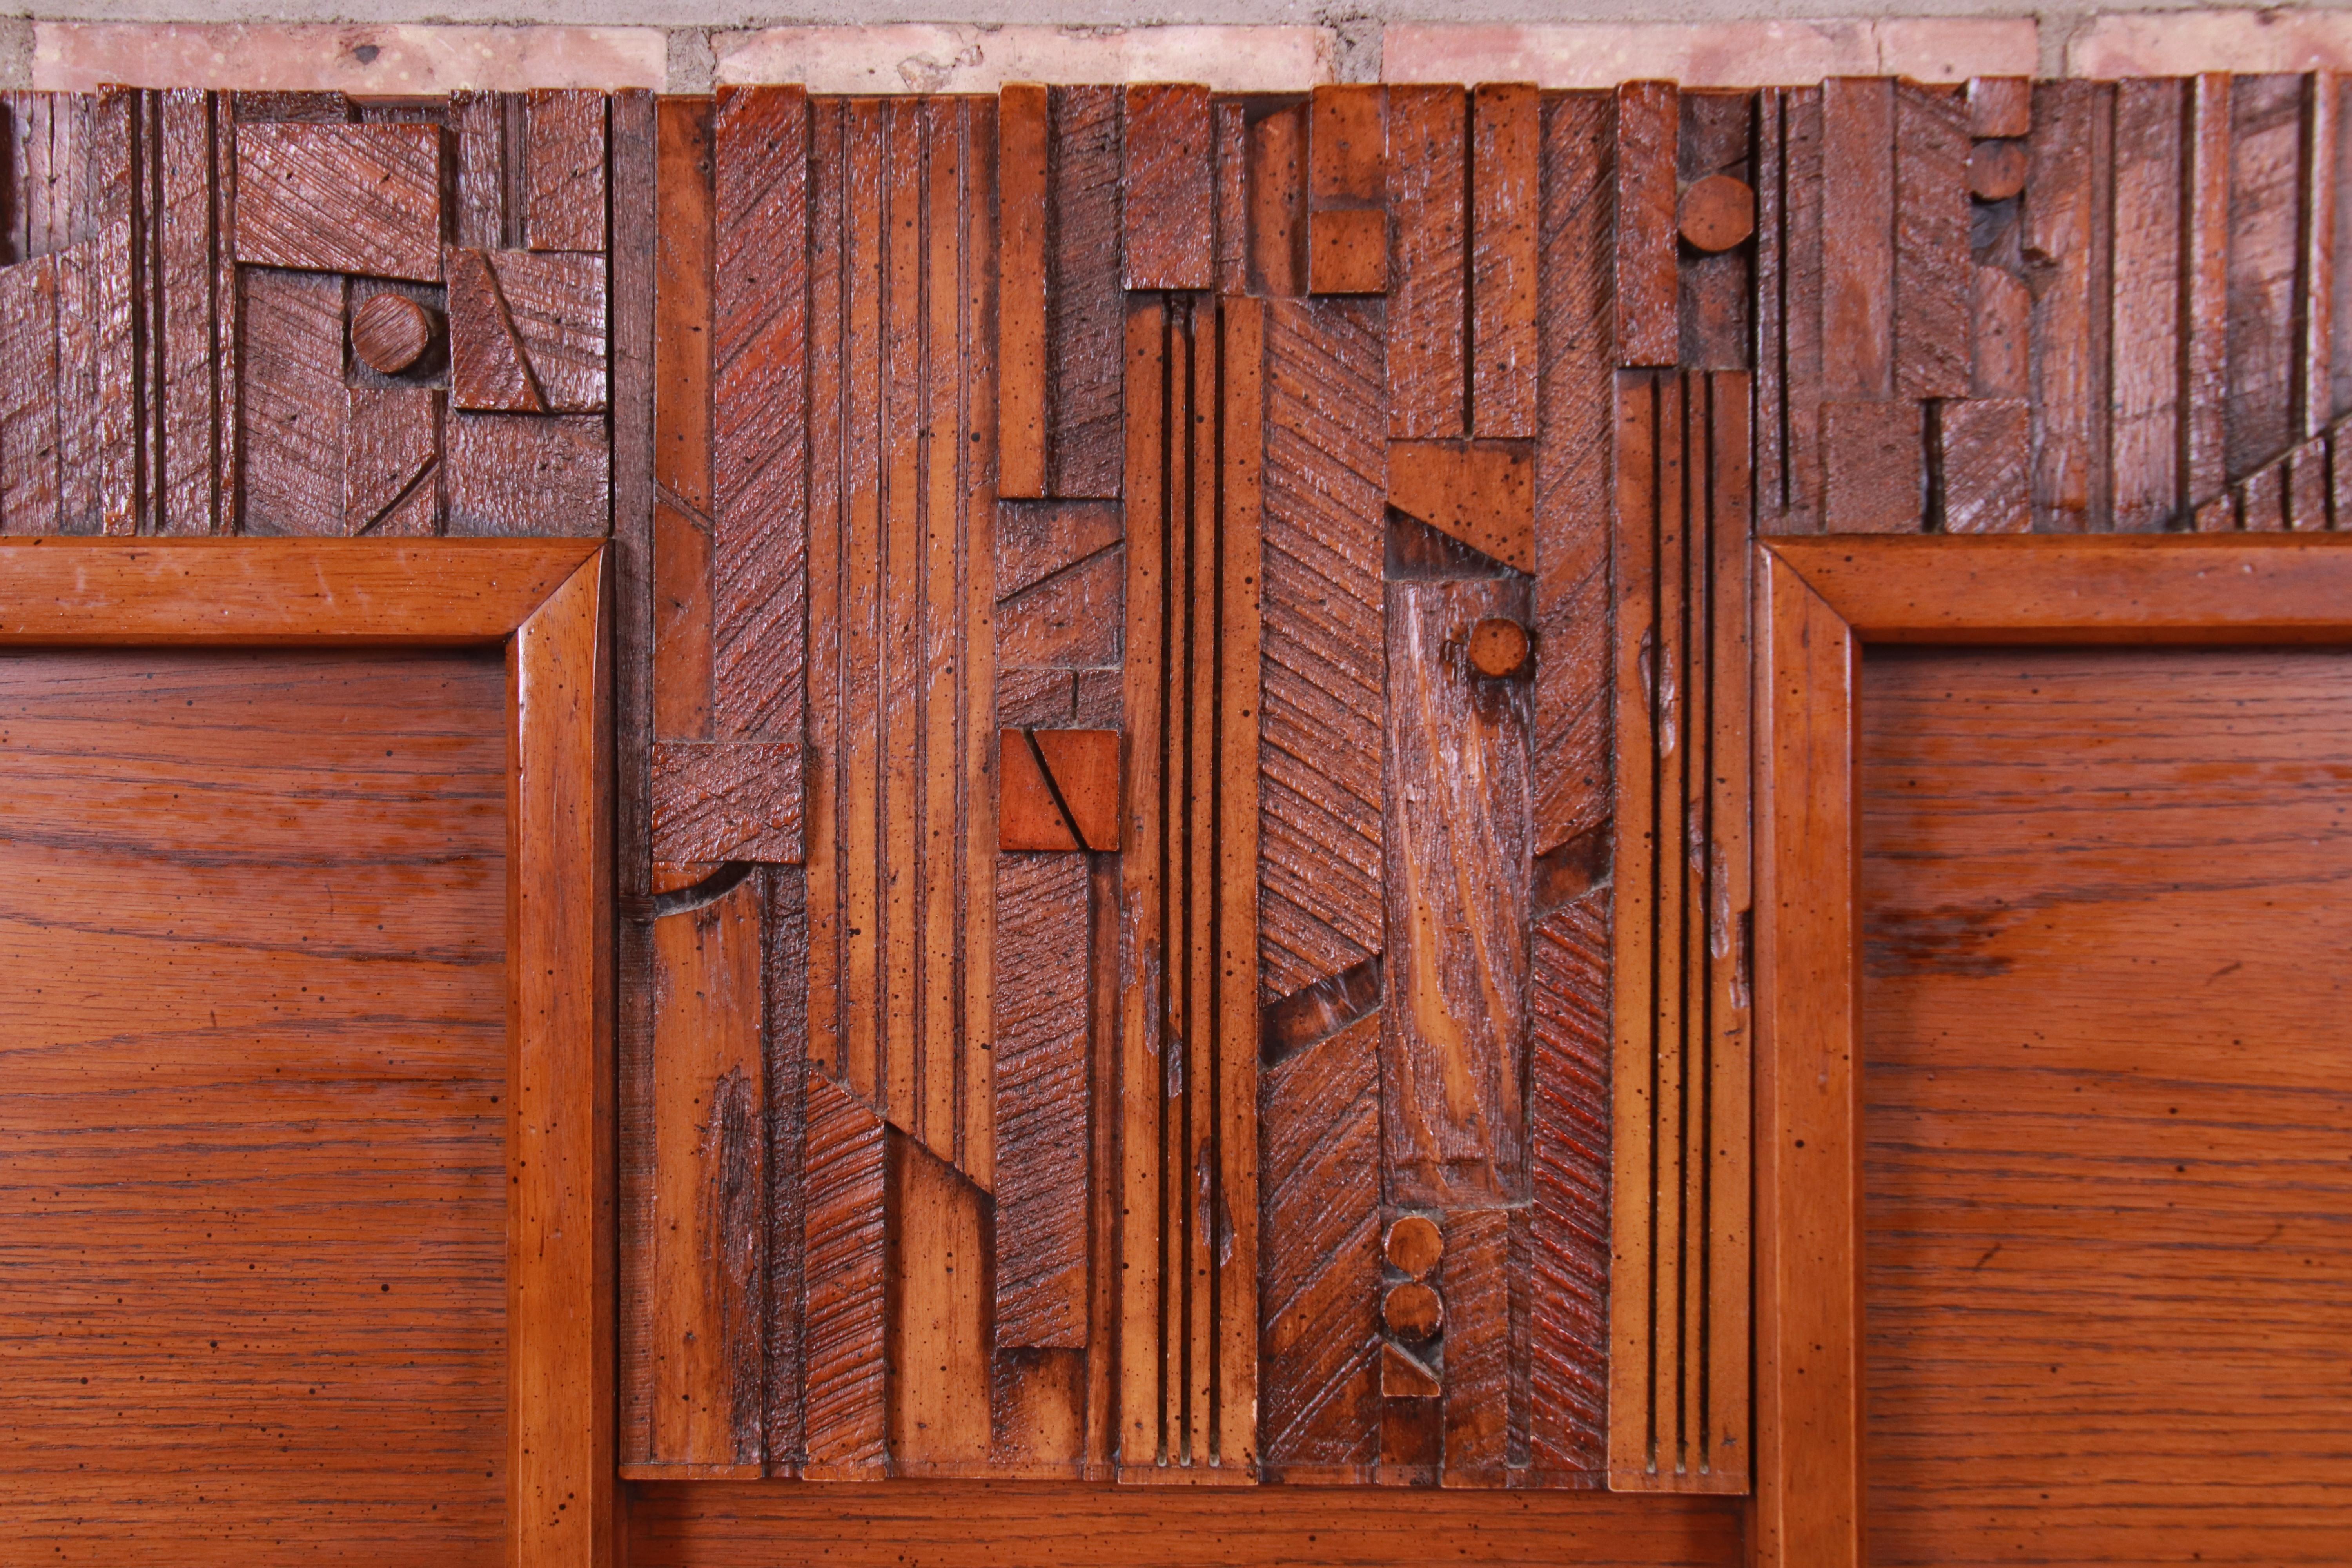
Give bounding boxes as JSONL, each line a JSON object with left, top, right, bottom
{"left": 1472, "top": 83, "right": 1539, "bottom": 439}
{"left": 158, "top": 89, "right": 217, "bottom": 536}
{"left": 1820, "top": 76, "right": 1893, "bottom": 404}
{"left": 998, "top": 83, "right": 1048, "bottom": 499}
{"left": 1049, "top": 85, "right": 1124, "bottom": 499}
{"left": 2227, "top": 73, "right": 2304, "bottom": 485}
{"left": 1387, "top": 83, "right": 1465, "bottom": 439}
{"left": 2187, "top": 74, "right": 2233, "bottom": 521}
{"left": 1214, "top": 98, "right": 1249, "bottom": 295}
{"left": 1609, "top": 370, "right": 1750, "bottom": 1493}
{"left": 1754, "top": 89, "right": 1787, "bottom": 526}
{"left": 1122, "top": 82, "right": 1212, "bottom": 292}
{"left": 1779, "top": 87, "right": 1824, "bottom": 532}
{"left": 2111, "top": 77, "right": 2184, "bottom": 533}
{"left": 1615, "top": 80, "right": 1678, "bottom": 368}
{"left": 526, "top": 88, "right": 607, "bottom": 253}
{"left": 994, "top": 852, "right": 1091, "bottom": 1350}
{"left": 1249, "top": 101, "right": 1307, "bottom": 299}
{"left": 2303, "top": 73, "right": 2339, "bottom": 444}
{"left": 652, "top": 97, "right": 715, "bottom": 742}
{"left": 2026, "top": 80, "right": 2100, "bottom": 532}
{"left": 1892, "top": 81, "right": 1969, "bottom": 402}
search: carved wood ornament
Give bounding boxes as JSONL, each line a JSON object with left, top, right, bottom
{"left": 6, "top": 66, "right": 2352, "bottom": 1563}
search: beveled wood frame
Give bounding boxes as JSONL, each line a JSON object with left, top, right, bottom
{"left": 1752, "top": 534, "right": 2352, "bottom": 1568}
{"left": 0, "top": 538, "right": 616, "bottom": 1568}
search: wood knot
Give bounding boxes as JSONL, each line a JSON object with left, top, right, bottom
{"left": 1383, "top": 1214, "right": 1444, "bottom": 1278}
{"left": 351, "top": 292, "right": 436, "bottom": 376}
{"left": 1468, "top": 617, "right": 1530, "bottom": 679}
{"left": 1677, "top": 174, "right": 1755, "bottom": 253}
{"left": 1383, "top": 1280, "right": 1444, "bottom": 1341}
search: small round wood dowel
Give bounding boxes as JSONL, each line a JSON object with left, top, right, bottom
{"left": 351, "top": 293, "right": 436, "bottom": 376}
{"left": 1383, "top": 1280, "right": 1445, "bottom": 1341}
{"left": 1384, "top": 1214, "right": 1444, "bottom": 1278}
{"left": 1678, "top": 173, "right": 1756, "bottom": 253}
{"left": 1469, "top": 617, "right": 1531, "bottom": 679}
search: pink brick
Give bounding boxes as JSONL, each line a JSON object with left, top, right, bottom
{"left": 1877, "top": 18, "right": 2039, "bottom": 83}
{"left": 2072, "top": 11, "right": 2352, "bottom": 78}
{"left": 34, "top": 22, "right": 664, "bottom": 94}
{"left": 714, "top": 24, "right": 1333, "bottom": 94}
{"left": 1385, "top": 18, "right": 2035, "bottom": 88}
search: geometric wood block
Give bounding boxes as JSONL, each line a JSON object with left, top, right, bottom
{"left": 1935, "top": 397, "right": 2030, "bottom": 534}
{"left": 1386, "top": 439, "right": 1534, "bottom": 572}
{"left": 650, "top": 740, "right": 805, "bottom": 864}
{"left": 1822, "top": 399, "right": 1926, "bottom": 534}
{"left": 234, "top": 122, "right": 444, "bottom": 282}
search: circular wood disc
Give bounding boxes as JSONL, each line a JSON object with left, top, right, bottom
{"left": 350, "top": 293, "right": 436, "bottom": 376}
{"left": 1677, "top": 173, "right": 1756, "bottom": 253}
{"left": 1383, "top": 1281, "right": 1445, "bottom": 1341}
{"left": 1468, "top": 617, "right": 1531, "bottom": 679}
{"left": 1384, "top": 1214, "right": 1444, "bottom": 1278}
{"left": 1968, "top": 138, "right": 2029, "bottom": 203}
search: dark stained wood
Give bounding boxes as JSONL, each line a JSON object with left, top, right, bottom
{"left": 1820, "top": 76, "right": 1893, "bottom": 403}
{"left": 1532, "top": 91, "right": 1615, "bottom": 855}
{"left": 630, "top": 1484, "right": 1745, "bottom": 1565}
{"left": 1261, "top": 954, "right": 1381, "bottom": 1063}
{"left": 1971, "top": 262, "right": 2030, "bottom": 400}
{"left": 997, "top": 497, "right": 1122, "bottom": 598}
{"left": 996, "top": 540, "right": 1122, "bottom": 670}
{"left": 646, "top": 875, "right": 767, "bottom": 1475}
{"left": 447, "top": 245, "right": 548, "bottom": 412}
{"left": 1441, "top": 1208, "right": 1510, "bottom": 1486}
{"left": 1859, "top": 644, "right": 2352, "bottom": 1565}
{"left": 1382, "top": 575, "right": 1532, "bottom": 1209}
{"left": 351, "top": 290, "right": 435, "bottom": 374}
{"left": 2301, "top": 74, "right": 2336, "bottom": 443}
{"left": 1528, "top": 890, "right": 1611, "bottom": 1481}
{"left": 525, "top": 88, "right": 606, "bottom": 253}
{"left": 2031, "top": 80, "right": 2106, "bottom": 532}
{"left": 453, "top": 89, "right": 513, "bottom": 249}
{"left": 800, "top": 1071, "right": 886, "bottom": 1477}
{"left": 1260, "top": 1009, "right": 1382, "bottom": 1481}
{"left": 1249, "top": 100, "right": 1308, "bottom": 298}
{"left": 492, "top": 250, "right": 609, "bottom": 412}
{"left": 1821, "top": 399, "right": 1922, "bottom": 533}
{"left": 998, "top": 83, "right": 1048, "bottom": 499}
{"left": 158, "top": 87, "right": 218, "bottom": 536}
{"left": 1387, "top": 83, "right": 1466, "bottom": 439}
{"left": 993, "top": 851, "right": 1092, "bottom": 1349}
{"left": 1676, "top": 92, "right": 1751, "bottom": 374}
{"left": 1387, "top": 438, "right": 1532, "bottom": 571}
{"left": 1933, "top": 397, "right": 2030, "bottom": 534}
{"left": 238, "top": 266, "right": 348, "bottom": 535}
{"left": 2186, "top": 74, "right": 2232, "bottom": 517}
{"left": 2287, "top": 432, "right": 2331, "bottom": 529}
{"left": 1777, "top": 87, "right": 1825, "bottom": 530}
{"left": 1471, "top": 83, "right": 1538, "bottom": 439}
{"left": 1259, "top": 297, "right": 1384, "bottom": 1004}
{"left": 1382, "top": 1281, "right": 1443, "bottom": 1339}
{"left": 1048, "top": 85, "right": 1124, "bottom": 499}
{"left": 712, "top": 86, "right": 807, "bottom": 750}
{"left": 0, "top": 647, "right": 510, "bottom": 1559}
{"left": 1122, "top": 83, "right": 1212, "bottom": 291}
{"left": 2240, "top": 457, "right": 2288, "bottom": 530}
{"left": 652, "top": 95, "right": 714, "bottom": 744}
{"left": 1964, "top": 138, "right": 2026, "bottom": 201}
{"left": 0, "top": 255, "right": 60, "bottom": 534}
{"left": 1308, "top": 84, "right": 1388, "bottom": 296}
{"left": 2229, "top": 73, "right": 2303, "bottom": 481}
{"left": 343, "top": 383, "right": 440, "bottom": 535}
{"left": 233, "top": 121, "right": 443, "bottom": 281}
{"left": 650, "top": 740, "right": 804, "bottom": 863}
{"left": 2110, "top": 77, "right": 2184, "bottom": 532}
{"left": 445, "top": 413, "right": 609, "bottom": 537}
{"left": 888, "top": 1131, "right": 991, "bottom": 1472}
{"left": 1893, "top": 81, "right": 1969, "bottom": 401}
{"left": 1216, "top": 98, "right": 1249, "bottom": 295}
{"left": 1615, "top": 80, "right": 1678, "bottom": 368}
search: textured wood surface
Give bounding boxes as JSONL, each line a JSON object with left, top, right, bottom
{"left": 1123, "top": 83, "right": 1212, "bottom": 292}
{"left": 998, "top": 83, "right": 1048, "bottom": 499}
{"left": 1892, "top": 82, "right": 1969, "bottom": 401}
{"left": 1472, "top": 83, "right": 1539, "bottom": 439}
{"left": 0, "top": 648, "right": 510, "bottom": 1561}
{"left": 1387, "top": 84, "right": 1465, "bottom": 439}
{"left": 2110, "top": 77, "right": 2184, "bottom": 532}
{"left": 1614, "top": 81, "right": 1678, "bottom": 368}
{"left": 1820, "top": 76, "right": 1893, "bottom": 403}
{"left": 1381, "top": 576, "right": 1532, "bottom": 1209}
{"left": 649, "top": 740, "right": 804, "bottom": 864}
{"left": 1859, "top": 646, "right": 2352, "bottom": 1564}
{"left": 1387, "top": 438, "right": 1533, "bottom": 572}
{"left": 993, "top": 852, "right": 1092, "bottom": 1349}
{"left": 1308, "top": 85, "right": 1388, "bottom": 296}
{"left": 1048, "top": 85, "right": 1124, "bottom": 498}
{"left": 234, "top": 121, "right": 443, "bottom": 281}
{"left": 526, "top": 89, "right": 607, "bottom": 254}
{"left": 799, "top": 1071, "right": 886, "bottom": 1477}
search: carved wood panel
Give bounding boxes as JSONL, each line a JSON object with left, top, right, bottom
{"left": 5, "top": 70, "right": 2351, "bottom": 1524}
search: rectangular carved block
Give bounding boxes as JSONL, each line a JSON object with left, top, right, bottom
{"left": 1122, "top": 83, "right": 1212, "bottom": 291}
{"left": 1308, "top": 85, "right": 1388, "bottom": 296}
{"left": 993, "top": 852, "right": 1091, "bottom": 1349}
{"left": 235, "top": 122, "right": 444, "bottom": 281}
{"left": 1822, "top": 399, "right": 1925, "bottom": 534}
{"left": 1936, "top": 398, "right": 2031, "bottom": 534}
{"left": 651, "top": 741, "right": 805, "bottom": 864}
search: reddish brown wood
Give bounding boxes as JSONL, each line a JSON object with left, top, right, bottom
{"left": 888, "top": 1131, "right": 991, "bottom": 1473}
{"left": 1382, "top": 575, "right": 1532, "bottom": 1209}
{"left": 652, "top": 95, "right": 714, "bottom": 743}
{"left": 1261, "top": 1009, "right": 1382, "bottom": 1481}
{"left": 993, "top": 851, "right": 1092, "bottom": 1349}
{"left": 1821, "top": 399, "right": 1923, "bottom": 533}
{"left": 1387, "top": 83, "right": 1466, "bottom": 438}
{"left": 448, "top": 246, "right": 549, "bottom": 412}
{"left": 1468, "top": 615, "right": 1530, "bottom": 677}
{"left": 2301, "top": 74, "right": 2336, "bottom": 442}
{"left": 630, "top": 1484, "right": 1745, "bottom": 1565}
{"left": 2030, "top": 80, "right": 2105, "bottom": 532}
{"left": 158, "top": 87, "right": 219, "bottom": 536}
{"left": 454, "top": 89, "right": 513, "bottom": 249}
{"left": 1859, "top": 644, "right": 2352, "bottom": 1564}
{"left": 1820, "top": 76, "right": 1893, "bottom": 403}
{"left": 713, "top": 86, "right": 808, "bottom": 750}
{"left": 1122, "top": 83, "right": 1212, "bottom": 291}
{"left": 1441, "top": 1208, "right": 1510, "bottom": 1486}
{"left": 1215, "top": 98, "right": 1249, "bottom": 294}
{"left": 999, "top": 83, "right": 1048, "bottom": 499}
{"left": 800, "top": 1071, "right": 886, "bottom": 1478}
{"left": 760, "top": 867, "right": 810, "bottom": 1475}
{"left": 1000, "top": 728, "right": 1084, "bottom": 853}
{"left": 997, "top": 498, "right": 1121, "bottom": 598}
{"left": 1471, "top": 83, "right": 1538, "bottom": 439}
{"left": 2287, "top": 433, "right": 2331, "bottom": 529}
{"left": 525, "top": 89, "right": 606, "bottom": 253}
{"left": 1965, "top": 138, "right": 2026, "bottom": 201}
{"left": 1387, "top": 438, "right": 1532, "bottom": 571}
{"left": 1249, "top": 101, "right": 1308, "bottom": 298}
{"left": 1779, "top": 87, "right": 1825, "bottom": 530}
{"left": 351, "top": 290, "right": 434, "bottom": 374}
{"left": 233, "top": 121, "right": 442, "bottom": 281}
{"left": 1031, "top": 728, "right": 1119, "bottom": 852}
{"left": 1754, "top": 89, "right": 1788, "bottom": 521}
{"left": 1532, "top": 91, "right": 1615, "bottom": 854}
{"left": 492, "top": 250, "right": 609, "bottom": 412}
{"left": 2186, "top": 74, "right": 2232, "bottom": 515}
{"left": 1260, "top": 297, "right": 1384, "bottom": 1004}
{"left": 1049, "top": 85, "right": 1124, "bottom": 499}
{"left": 1934, "top": 398, "right": 2030, "bottom": 534}
{"left": 1615, "top": 80, "right": 1678, "bottom": 368}
{"left": 0, "top": 256, "right": 60, "bottom": 534}
{"left": 446, "top": 414, "right": 609, "bottom": 537}
{"left": 1529, "top": 889, "right": 1611, "bottom": 1481}
{"left": 239, "top": 267, "right": 349, "bottom": 534}
{"left": 1677, "top": 173, "right": 1753, "bottom": 252}
{"left": 996, "top": 540, "right": 1122, "bottom": 670}
{"left": 1675, "top": 91, "right": 1752, "bottom": 374}
{"left": 1971, "top": 263, "right": 2030, "bottom": 401}
{"left": 1385, "top": 1214, "right": 1444, "bottom": 1276}
{"left": 2110, "top": 77, "right": 2184, "bottom": 532}
{"left": 343, "top": 384, "right": 440, "bottom": 535}
{"left": 2240, "top": 458, "right": 2288, "bottom": 530}
{"left": 1308, "top": 85, "right": 1388, "bottom": 296}
{"left": 2229, "top": 73, "right": 2304, "bottom": 481}
{"left": 1967, "top": 76, "right": 2031, "bottom": 138}
{"left": 650, "top": 740, "right": 804, "bottom": 863}
{"left": 1893, "top": 81, "right": 1969, "bottom": 401}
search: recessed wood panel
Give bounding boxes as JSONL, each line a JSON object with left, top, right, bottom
{"left": 0, "top": 647, "right": 509, "bottom": 1561}
{"left": 1858, "top": 645, "right": 2352, "bottom": 1564}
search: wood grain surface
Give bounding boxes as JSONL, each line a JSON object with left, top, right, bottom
{"left": 1858, "top": 645, "right": 2352, "bottom": 1563}
{"left": 0, "top": 647, "right": 509, "bottom": 1561}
